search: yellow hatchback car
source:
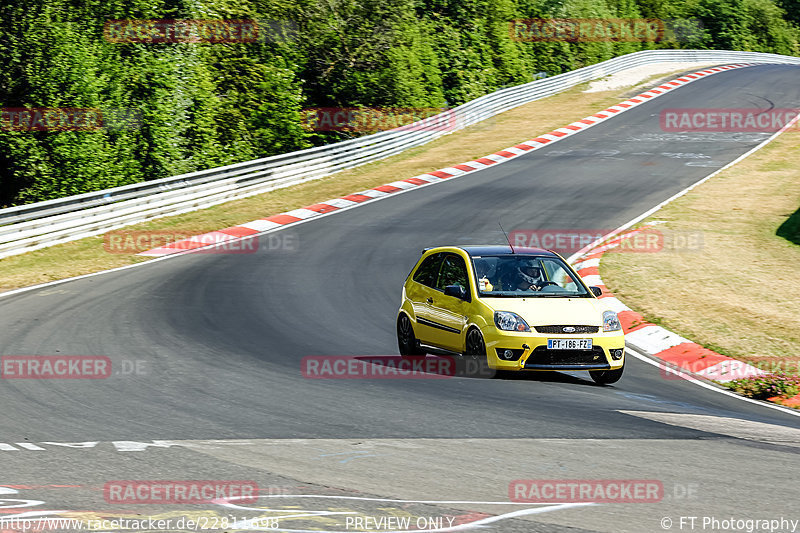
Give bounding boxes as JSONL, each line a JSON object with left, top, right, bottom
{"left": 396, "top": 246, "right": 626, "bottom": 384}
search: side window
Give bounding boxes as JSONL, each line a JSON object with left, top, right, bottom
{"left": 436, "top": 254, "right": 469, "bottom": 291}
{"left": 412, "top": 253, "right": 443, "bottom": 288}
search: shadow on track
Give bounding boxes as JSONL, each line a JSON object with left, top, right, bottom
{"left": 351, "top": 354, "right": 601, "bottom": 387}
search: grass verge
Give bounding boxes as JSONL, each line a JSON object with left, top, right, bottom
{"left": 601, "top": 124, "right": 800, "bottom": 392}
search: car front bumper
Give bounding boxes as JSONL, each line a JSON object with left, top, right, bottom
{"left": 482, "top": 326, "right": 625, "bottom": 371}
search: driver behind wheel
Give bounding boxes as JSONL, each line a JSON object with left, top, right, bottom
{"left": 514, "top": 261, "right": 544, "bottom": 291}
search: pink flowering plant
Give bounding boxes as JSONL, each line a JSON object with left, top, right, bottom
{"left": 722, "top": 372, "right": 800, "bottom": 400}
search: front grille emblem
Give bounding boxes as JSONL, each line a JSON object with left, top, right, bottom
{"left": 562, "top": 326, "right": 576, "bottom": 333}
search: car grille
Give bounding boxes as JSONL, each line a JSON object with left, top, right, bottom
{"left": 534, "top": 325, "right": 599, "bottom": 334}
{"left": 525, "top": 346, "right": 606, "bottom": 366}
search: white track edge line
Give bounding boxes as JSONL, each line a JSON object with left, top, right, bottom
{"left": 567, "top": 109, "right": 800, "bottom": 264}
{"left": 564, "top": 110, "right": 800, "bottom": 418}
{"left": 626, "top": 345, "right": 800, "bottom": 418}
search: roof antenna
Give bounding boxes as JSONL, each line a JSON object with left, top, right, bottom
{"left": 499, "top": 222, "right": 515, "bottom": 253}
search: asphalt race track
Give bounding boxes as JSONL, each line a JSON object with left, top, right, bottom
{"left": 1, "top": 64, "right": 799, "bottom": 532}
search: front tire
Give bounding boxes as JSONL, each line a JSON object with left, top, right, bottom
{"left": 397, "top": 314, "right": 425, "bottom": 357}
{"left": 464, "top": 327, "right": 502, "bottom": 379}
{"left": 590, "top": 362, "right": 625, "bottom": 385}
{"left": 465, "top": 327, "right": 486, "bottom": 357}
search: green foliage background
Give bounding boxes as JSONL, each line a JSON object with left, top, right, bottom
{"left": 0, "top": 0, "right": 798, "bottom": 206}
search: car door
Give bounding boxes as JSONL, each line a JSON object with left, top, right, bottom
{"left": 427, "top": 253, "right": 471, "bottom": 352}
{"left": 405, "top": 252, "right": 444, "bottom": 345}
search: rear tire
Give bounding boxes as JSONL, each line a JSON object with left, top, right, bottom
{"left": 590, "top": 362, "right": 625, "bottom": 385}
{"left": 397, "top": 314, "right": 425, "bottom": 357}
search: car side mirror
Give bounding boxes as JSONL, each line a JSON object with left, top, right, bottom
{"left": 444, "top": 284, "right": 468, "bottom": 300}
{"left": 589, "top": 286, "right": 603, "bottom": 297}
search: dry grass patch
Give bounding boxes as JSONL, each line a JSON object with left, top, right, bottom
{"left": 0, "top": 67, "right": 703, "bottom": 292}
{"left": 602, "top": 130, "right": 800, "bottom": 373}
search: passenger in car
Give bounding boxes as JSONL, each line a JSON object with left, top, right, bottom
{"left": 474, "top": 259, "right": 494, "bottom": 292}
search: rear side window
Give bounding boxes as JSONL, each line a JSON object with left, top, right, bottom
{"left": 413, "top": 253, "right": 443, "bottom": 288}
{"left": 435, "top": 254, "right": 469, "bottom": 291}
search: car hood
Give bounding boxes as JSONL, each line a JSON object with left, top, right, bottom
{"left": 483, "top": 297, "right": 610, "bottom": 326}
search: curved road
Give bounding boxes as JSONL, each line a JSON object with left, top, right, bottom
{"left": 1, "top": 64, "right": 799, "bottom": 532}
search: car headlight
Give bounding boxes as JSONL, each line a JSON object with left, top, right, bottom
{"left": 603, "top": 310, "right": 622, "bottom": 332}
{"left": 494, "top": 311, "right": 530, "bottom": 332}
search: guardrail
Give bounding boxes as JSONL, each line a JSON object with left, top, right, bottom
{"left": 2, "top": 49, "right": 799, "bottom": 259}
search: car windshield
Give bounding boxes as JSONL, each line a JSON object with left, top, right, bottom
{"left": 470, "top": 254, "right": 591, "bottom": 298}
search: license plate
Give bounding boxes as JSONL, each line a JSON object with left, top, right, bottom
{"left": 548, "top": 338, "right": 592, "bottom": 350}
